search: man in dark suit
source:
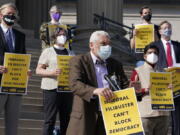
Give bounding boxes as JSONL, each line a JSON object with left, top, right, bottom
{"left": 151, "top": 21, "right": 180, "bottom": 135}
{"left": 0, "top": 3, "right": 26, "bottom": 135}
{"left": 66, "top": 31, "right": 129, "bottom": 135}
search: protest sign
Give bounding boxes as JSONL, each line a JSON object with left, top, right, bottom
{"left": 150, "top": 72, "right": 174, "bottom": 110}
{"left": 135, "top": 24, "right": 154, "bottom": 53}
{"left": 57, "top": 55, "right": 73, "bottom": 92}
{"left": 1, "top": 53, "right": 31, "bottom": 94}
{"left": 99, "top": 88, "right": 144, "bottom": 135}
{"left": 165, "top": 67, "right": 180, "bottom": 98}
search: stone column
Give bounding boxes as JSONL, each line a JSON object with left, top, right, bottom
{"left": 73, "top": 0, "right": 124, "bottom": 54}
{"left": 16, "top": 0, "right": 52, "bottom": 38}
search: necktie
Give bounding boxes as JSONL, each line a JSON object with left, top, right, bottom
{"left": 6, "top": 29, "right": 14, "bottom": 52}
{"left": 166, "top": 42, "right": 173, "bottom": 67}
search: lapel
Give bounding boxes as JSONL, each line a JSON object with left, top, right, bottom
{"left": 0, "top": 26, "right": 9, "bottom": 51}
{"left": 172, "top": 41, "right": 178, "bottom": 58}
{"left": 106, "top": 58, "right": 115, "bottom": 75}
{"left": 159, "top": 40, "right": 167, "bottom": 67}
{"left": 85, "top": 53, "right": 98, "bottom": 87}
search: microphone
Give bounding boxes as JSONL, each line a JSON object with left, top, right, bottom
{"left": 110, "top": 75, "right": 121, "bottom": 90}
{"left": 104, "top": 74, "right": 120, "bottom": 91}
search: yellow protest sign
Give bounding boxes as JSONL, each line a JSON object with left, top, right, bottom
{"left": 150, "top": 72, "right": 174, "bottom": 110}
{"left": 99, "top": 88, "right": 144, "bottom": 135}
{"left": 0, "top": 53, "right": 31, "bottom": 94}
{"left": 48, "top": 24, "right": 69, "bottom": 49}
{"left": 57, "top": 55, "right": 73, "bottom": 92}
{"left": 135, "top": 24, "right": 154, "bottom": 53}
{"left": 165, "top": 67, "right": 180, "bottom": 98}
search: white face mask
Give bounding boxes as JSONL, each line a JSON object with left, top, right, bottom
{"left": 146, "top": 53, "right": 158, "bottom": 64}
{"left": 97, "top": 45, "right": 112, "bottom": 60}
{"left": 56, "top": 35, "right": 67, "bottom": 45}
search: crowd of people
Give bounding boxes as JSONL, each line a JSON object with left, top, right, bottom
{"left": 0, "top": 2, "right": 180, "bottom": 135}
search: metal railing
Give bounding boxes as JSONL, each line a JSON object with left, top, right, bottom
{"left": 93, "top": 13, "right": 133, "bottom": 34}
{"left": 93, "top": 13, "right": 134, "bottom": 56}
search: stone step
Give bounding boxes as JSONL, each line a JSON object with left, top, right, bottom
{"left": 25, "top": 91, "right": 42, "bottom": 98}
{"left": 0, "top": 118, "right": 43, "bottom": 128}
{"left": 28, "top": 85, "right": 41, "bottom": 91}
{"left": 21, "top": 104, "right": 43, "bottom": 113}
{"left": 0, "top": 127, "right": 42, "bottom": 135}
{"left": 28, "top": 79, "right": 41, "bottom": 86}
{"left": 22, "top": 97, "right": 42, "bottom": 105}
{"left": 0, "top": 119, "right": 60, "bottom": 135}
{"left": 20, "top": 112, "right": 43, "bottom": 120}
{"left": 30, "top": 75, "right": 42, "bottom": 80}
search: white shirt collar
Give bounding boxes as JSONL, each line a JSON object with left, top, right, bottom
{"left": 0, "top": 23, "right": 13, "bottom": 33}
{"left": 90, "top": 51, "right": 99, "bottom": 64}
{"left": 161, "top": 38, "right": 172, "bottom": 45}
{"left": 1, "top": 23, "right": 9, "bottom": 33}
{"left": 90, "top": 51, "right": 107, "bottom": 64}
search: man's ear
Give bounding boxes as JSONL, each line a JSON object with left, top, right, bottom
{"left": 89, "top": 42, "right": 93, "bottom": 49}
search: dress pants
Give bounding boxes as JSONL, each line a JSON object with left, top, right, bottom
{"left": 142, "top": 116, "right": 169, "bottom": 135}
{"left": 0, "top": 94, "right": 22, "bottom": 135}
{"left": 172, "top": 98, "right": 180, "bottom": 135}
{"left": 95, "top": 113, "right": 106, "bottom": 135}
{"left": 42, "top": 89, "right": 73, "bottom": 135}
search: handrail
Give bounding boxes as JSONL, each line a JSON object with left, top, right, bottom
{"left": 93, "top": 13, "right": 133, "bottom": 30}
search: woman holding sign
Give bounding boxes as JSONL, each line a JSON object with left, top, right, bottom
{"left": 36, "top": 27, "right": 74, "bottom": 135}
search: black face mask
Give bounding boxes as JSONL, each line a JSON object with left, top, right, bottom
{"left": 143, "top": 14, "right": 152, "bottom": 22}
{"left": 3, "top": 15, "right": 16, "bottom": 26}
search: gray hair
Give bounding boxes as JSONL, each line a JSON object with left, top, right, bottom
{"left": 49, "top": 5, "right": 61, "bottom": 13}
{"left": 89, "top": 30, "right": 110, "bottom": 43}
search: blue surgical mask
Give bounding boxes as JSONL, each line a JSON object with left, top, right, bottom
{"left": 98, "top": 45, "right": 112, "bottom": 60}
{"left": 161, "top": 28, "right": 172, "bottom": 37}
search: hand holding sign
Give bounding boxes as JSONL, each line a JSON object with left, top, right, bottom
{"left": 93, "top": 87, "right": 114, "bottom": 101}
{"left": 133, "top": 29, "right": 138, "bottom": 37}
{"left": 0, "top": 66, "right": 7, "bottom": 73}
{"left": 27, "top": 69, "right": 32, "bottom": 78}
{"left": 51, "top": 68, "right": 61, "bottom": 76}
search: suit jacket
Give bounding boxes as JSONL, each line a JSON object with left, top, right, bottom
{"left": 152, "top": 40, "right": 180, "bottom": 71}
{"left": 66, "top": 52, "right": 129, "bottom": 135}
{"left": 0, "top": 26, "right": 26, "bottom": 81}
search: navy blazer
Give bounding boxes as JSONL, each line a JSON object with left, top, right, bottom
{"left": 0, "top": 26, "right": 26, "bottom": 81}
{"left": 151, "top": 40, "right": 180, "bottom": 71}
